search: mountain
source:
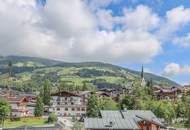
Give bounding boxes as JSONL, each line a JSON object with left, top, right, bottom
{"left": 0, "top": 55, "right": 179, "bottom": 92}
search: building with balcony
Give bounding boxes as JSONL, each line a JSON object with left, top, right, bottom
{"left": 49, "top": 91, "right": 86, "bottom": 118}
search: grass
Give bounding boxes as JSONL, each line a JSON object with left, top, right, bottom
{"left": 4, "top": 118, "right": 48, "bottom": 128}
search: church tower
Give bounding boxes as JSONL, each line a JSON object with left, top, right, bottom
{"left": 141, "top": 65, "right": 146, "bottom": 87}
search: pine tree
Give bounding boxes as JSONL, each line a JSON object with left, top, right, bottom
{"left": 87, "top": 94, "right": 101, "bottom": 117}
{"left": 8, "top": 61, "right": 12, "bottom": 77}
{"left": 43, "top": 80, "right": 51, "bottom": 106}
{"left": 146, "top": 78, "right": 154, "bottom": 98}
{"left": 34, "top": 96, "right": 44, "bottom": 117}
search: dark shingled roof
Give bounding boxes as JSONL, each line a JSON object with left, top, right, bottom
{"left": 51, "top": 91, "right": 80, "bottom": 97}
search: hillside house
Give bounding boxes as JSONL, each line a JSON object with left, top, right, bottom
{"left": 49, "top": 91, "right": 86, "bottom": 118}
{"left": 6, "top": 96, "right": 29, "bottom": 118}
{"left": 179, "top": 85, "right": 190, "bottom": 95}
{"left": 84, "top": 110, "right": 166, "bottom": 130}
{"left": 154, "top": 87, "right": 181, "bottom": 101}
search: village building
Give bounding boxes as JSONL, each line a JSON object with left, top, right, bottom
{"left": 73, "top": 91, "right": 91, "bottom": 103}
{"left": 0, "top": 93, "right": 37, "bottom": 118}
{"left": 84, "top": 110, "right": 166, "bottom": 130}
{"left": 49, "top": 91, "right": 87, "bottom": 118}
{"left": 154, "top": 87, "right": 181, "bottom": 101}
{"left": 6, "top": 96, "right": 29, "bottom": 118}
{"left": 178, "top": 85, "right": 190, "bottom": 95}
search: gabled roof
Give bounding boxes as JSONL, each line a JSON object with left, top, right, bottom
{"left": 136, "top": 115, "right": 166, "bottom": 129}
{"left": 7, "top": 96, "right": 29, "bottom": 103}
{"left": 84, "top": 118, "right": 140, "bottom": 130}
{"left": 85, "top": 110, "right": 165, "bottom": 130}
{"left": 51, "top": 91, "right": 80, "bottom": 97}
{"left": 122, "top": 110, "right": 164, "bottom": 128}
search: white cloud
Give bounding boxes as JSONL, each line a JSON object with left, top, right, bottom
{"left": 69, "top": 30, "right": 161, "bottom": 63}
{"left": 40, "top": 0, "right": 96, "bottom": 38}
{"left": 163, "top": 63, "right": 190, "bottom": 76}
{"left": 95, "top": 5, "right": 160, "bottom": 31}
{"left": 158, "top": 6, "right": 190, "bottom": 41}
{"left": 96, "top": 9, "right": 114, "bottom": 30}
{"left": 0, "top": 0, "right": 164, "bottom": 63}
{"left": 121, "top": 5, "right": 160, "bottom": 31}
{"left": 173, "top": 33, "right": 190, "bottom": 47}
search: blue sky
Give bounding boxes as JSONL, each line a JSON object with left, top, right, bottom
{"left": 104, "top": 0, "right": 190, "bottom": 84}
{"left": 1, "top": 0, "right": 190, "bottom": 84}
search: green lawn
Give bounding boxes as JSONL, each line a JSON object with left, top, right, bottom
{"left": 4, "top": 118, "right": 48, "bottom": 128}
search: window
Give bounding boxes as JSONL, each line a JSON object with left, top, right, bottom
{"left": 77, "top": 108, "right": 80, "bottom": 111}
{"left": 65, "top": 97, "right": 67, "bottom": 100}
{"left": 81, "top": 108, "right": 85, "bottom": 111}
{"left": 57, "top": 108, "right": 60, "bottom": 111}
{"left": 65, "top": 102, "right": 68, "bottom": 105}
{"left": 71, "top": 102, "right": 74, "bottom": 105}
{"left": 72, "top": 108, "right": 75, "bottom": 111}
{"left": 65, "top": 108, "right": 68, "bottom": 111}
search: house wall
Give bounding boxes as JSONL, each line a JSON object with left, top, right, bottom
{"left": 139, "top": 121, "right": 160, "bottom": 130}
{"left": 11, "top": 111, "right": 28, "bottom": 117}
{"left": 50, "top": 95, "right": 86, "bottom": 117}
{"left": 10, "top": 100, "right": 29, "bottom": 118}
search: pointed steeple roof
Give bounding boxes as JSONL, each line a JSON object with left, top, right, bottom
{"left": 141, "top": 65, "right": 144, "bottom": 79}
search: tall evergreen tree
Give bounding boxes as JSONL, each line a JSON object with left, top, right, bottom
{"left": 8, "top": 61, "right": 12, "bottom": 77}
{"left": 146, "top": 78, "right": 154, "bottom": 98}
{"left": 43, "top": 80, "right": 51, "bottom": 106}
{"left": 34, "top": 96, "right": 44, "bottom": 117}
{"left": 87, "top": 94, "right": 101, "bottom": 117}
{"left": 6, "top": 61, "right": 13, "bottom": 95}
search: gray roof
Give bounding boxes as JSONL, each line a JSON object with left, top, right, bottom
{"left": 122, "top": 110, "right": 162, "bottom": 125}
{"left": 85, "top": 110, "right": 165, "bottom": 130}
{"left": 84, "top": 118, "right": 140, "bottom": 130}
{"left": 100, "top": 110, "right": 123, "bottom": 119}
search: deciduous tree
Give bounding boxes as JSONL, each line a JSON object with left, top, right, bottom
{"left": 0, "top": 99, "right": 10, "bottom": 126}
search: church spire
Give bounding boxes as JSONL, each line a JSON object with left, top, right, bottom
{"left": 140, "top": 65, "right": 146, "bottom": 87}
{"left": 141, "top": 65, "right": 144, "bottom": 79}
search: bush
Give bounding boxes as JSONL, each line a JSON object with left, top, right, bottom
{"left": 48, "top": 113, "right": 58, "bottom": 123}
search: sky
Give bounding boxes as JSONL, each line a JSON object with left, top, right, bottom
{"left": 0, "top": 0, "right": 190, "bottom": 84}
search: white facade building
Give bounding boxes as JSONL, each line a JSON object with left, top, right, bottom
{"left": 49, "top": 91, "right": 87, "bottom": 118}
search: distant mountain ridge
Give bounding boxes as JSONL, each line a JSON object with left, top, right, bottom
{"left": 0, "top": 55, "right": 179, "bottom": 92}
